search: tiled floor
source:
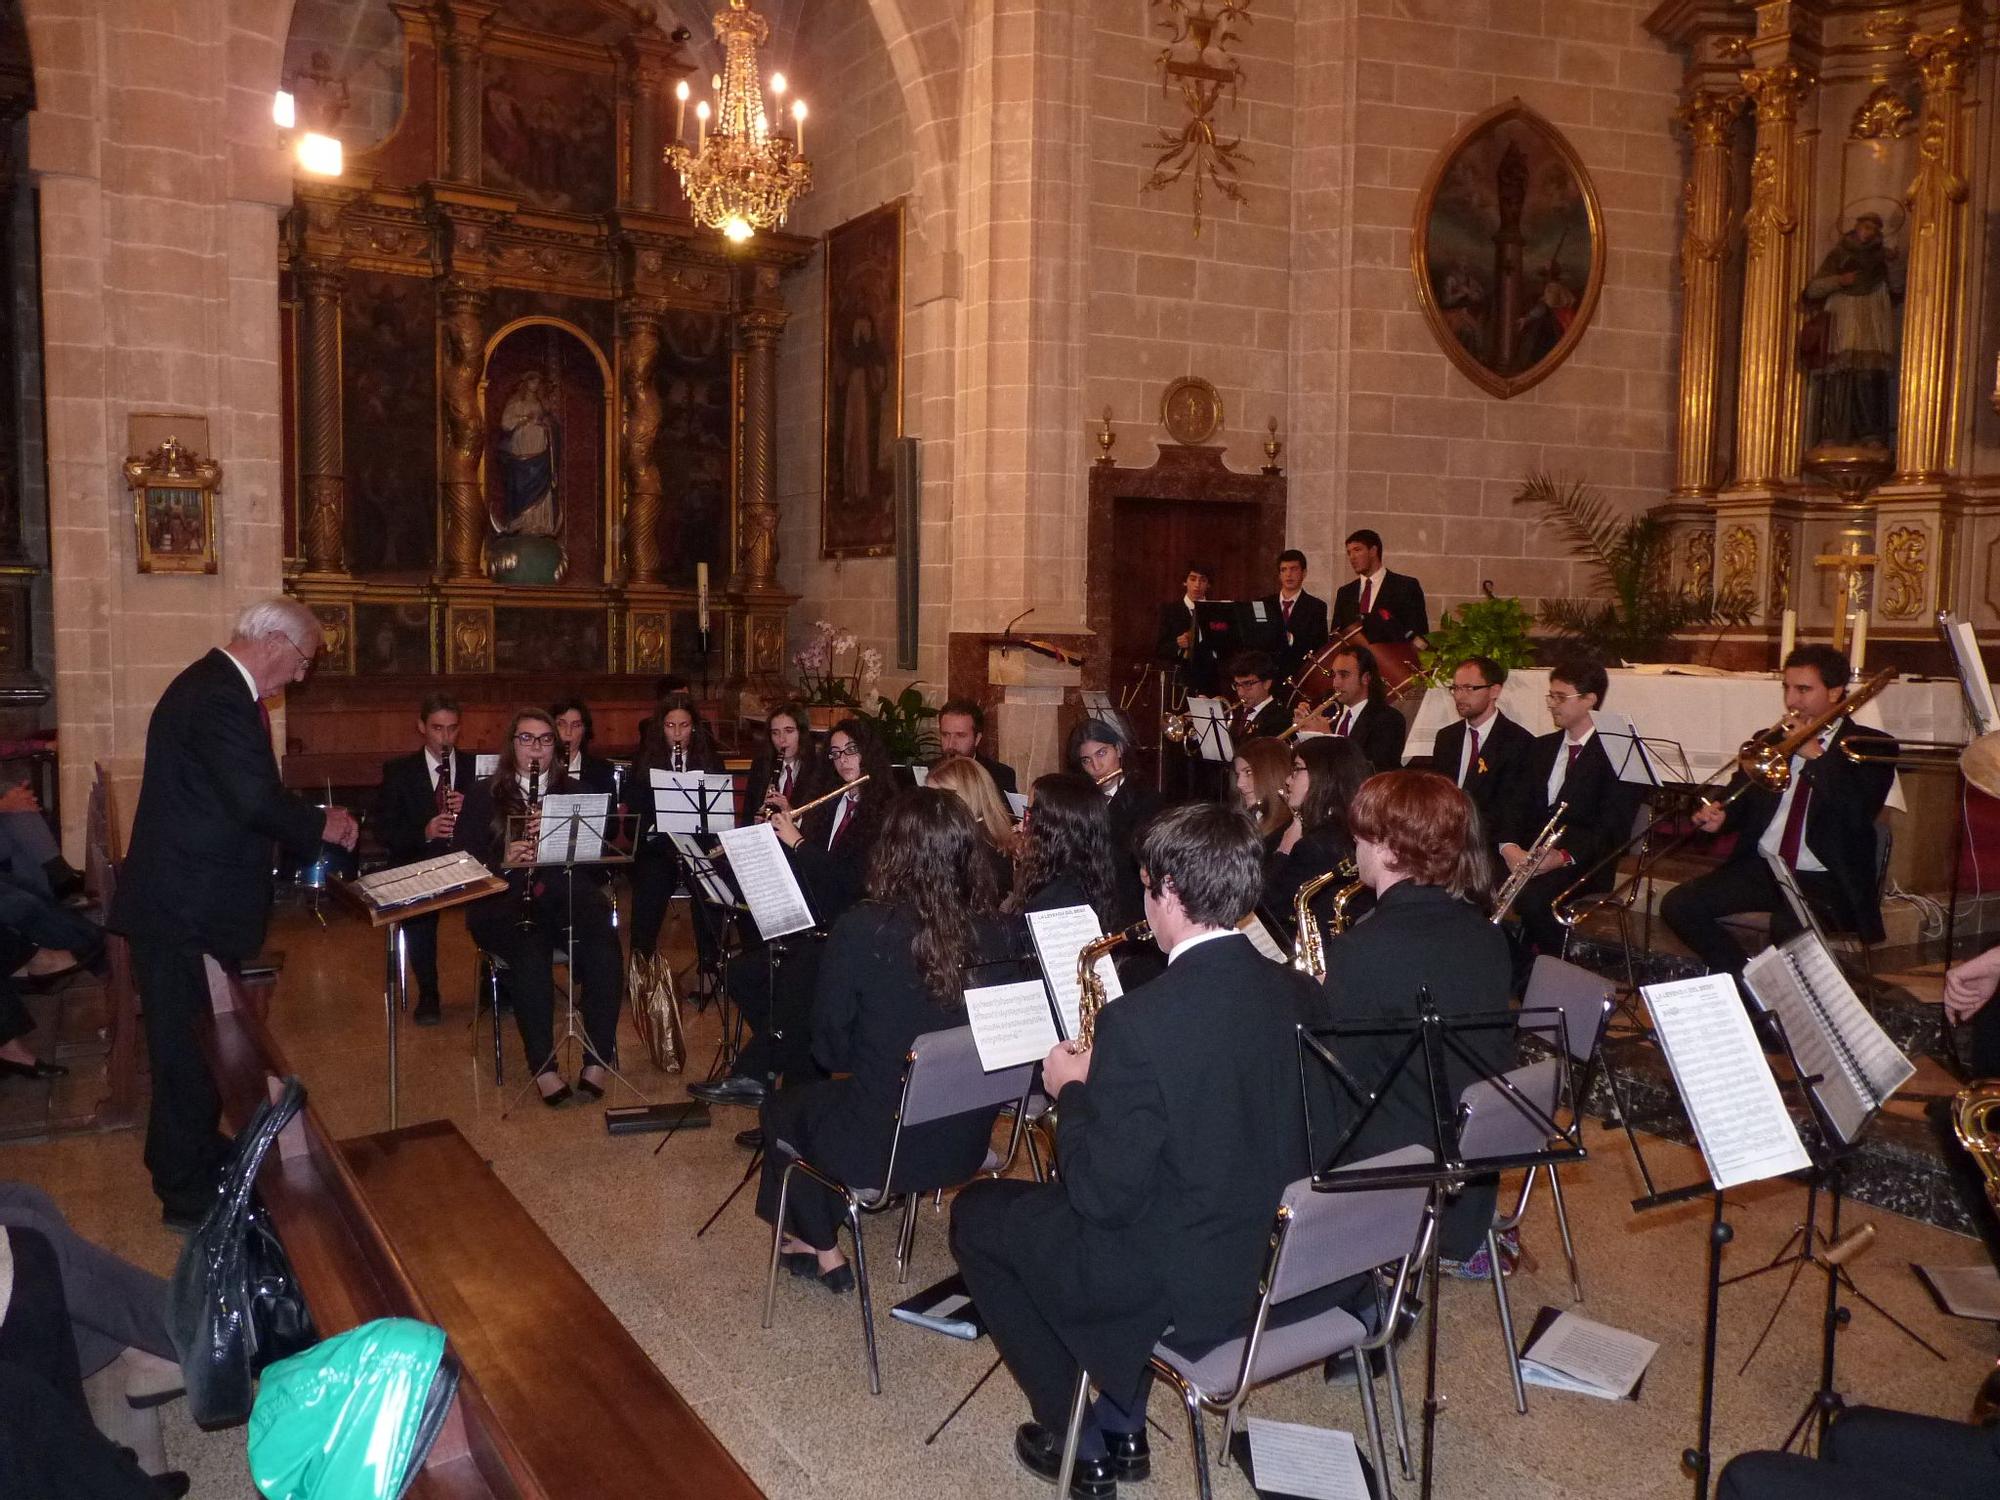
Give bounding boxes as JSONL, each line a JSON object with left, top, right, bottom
{"left": 5, "top": 901, "right": 1997, "bottom": 1499}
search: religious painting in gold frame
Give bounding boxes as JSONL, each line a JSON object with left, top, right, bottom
{"left": 1411, "top": 99, "right": 1605, "bottom": 400}
{"left": 821, "top": 199, "right": 904, "bottom": 558}
{"left": 124, "top": 436, "right": 219, "bottom": 574}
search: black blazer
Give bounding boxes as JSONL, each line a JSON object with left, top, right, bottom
{"left": 1329, "top": 699, "right": 1406, "bottom": 773}
{"left": 1501, "top": 729, "right": 1645, "bottom": 895}
{"left": 1236, "top": 697, "right": 1291, "bottom": 742}
{"left": 1258, "top": 590, "right": 1330, "bottom": 681}
{"left": 1714, "top": 718, "right": 1896, "bottom": 942}
{"left": 787, "top": 786, "right": 888, "bottom": 928}
{"left": 1103, "top": 776, "right": 1160, "bottom": 856}
{"left": 1155, "top": 599, "right": 1221, "bottom": 697}
{"left": 632, "top": 740, "right": 726, "bottom": 839}
{"left": 110, "top": 650, "right": 325, "bottom": 961}
{"left": 450, "top": 768, "right": 613, "bottom": 923}
{"left": 747, "top": 748, "right": 832, "bottom": 817}
{"left": 560, "top": 753, "right": 620, "bottom": 798}
{"left": 1428, "top": 712, "right": 1535, "bottom": 835}
{"left": 974, "top": 752, "right": 1019, "bottom": 799}
{"left": 1332, "top": 570, "right": 1430, "bottom": 644}
{"left": 1263, "top": 821, "right": 1355, "bottom": 936}
{"left": 994, "top": 934, "right": 1326, "bottom": 1396}
{"left": 376, "top": 748, "right": 479, "bottom": 866}
{"left": 1316, "top": 881, "right": 1514, "bottom": 1165}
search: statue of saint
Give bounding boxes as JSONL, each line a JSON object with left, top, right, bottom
{"left": 497, "top": 371, "right": 560, "bottom": 536}
{"left": 1801, "top": 212, "right": 1903, "bottom": 451}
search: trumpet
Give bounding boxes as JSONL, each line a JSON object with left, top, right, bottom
{"left": 1291, "top": 859, "right": 1358, "bottom": 980}
{"left": 1952, "top": 1080, "right": 2000, "bottom": 1421}
{"left": 1492, "top": 803, "right": 1565, "bottom": 925}
{"left": 1073, "top": 920, "right": 1151, "bottom": 1050}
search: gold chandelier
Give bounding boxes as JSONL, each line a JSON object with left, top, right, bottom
{"left": 667, "top": 0, "right": 811, "bottom": 243}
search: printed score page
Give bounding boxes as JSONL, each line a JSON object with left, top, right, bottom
{"left": 962, "top": 979, "right": 1060, "bottom": 1072}
{"left": 1642, "top": 973, "right": 1811, "bottom": 1190}
{"left": 1243, "top": 1417, "right": 1369, "bottom": 1500}
{"left": 1025, "top": 905, "right": 1118, "bottom": 1042}
{"left": 715, "top": 823, "right": 816, "bottom": 939}
{"left": 535, "top": 793, "right": 609, "bottom": 862}
{"left": 669, "top": 832, "right": 737, "bottom": 906}
{"left": 1522, "top": 1312, "right": 1658, "bottom": 1400}
{"left": 650, "top": 770, "right": 735, "bottom": 837}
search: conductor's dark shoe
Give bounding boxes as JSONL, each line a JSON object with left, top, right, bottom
{"left": 734, "top": 1127, "right": 763, "bottom": 1150}
{"left": 1014, "top": 1424, "right": 1116, "bottom": 1499}
{"left": 687, "top": 1074, "right": 766, "bottom": 1107}
{"left": 412, "top": 998, "right": 441, "bottom": 1026}
{"left": 1102, "top": 1429, "right": 1149, "bottom": 1483}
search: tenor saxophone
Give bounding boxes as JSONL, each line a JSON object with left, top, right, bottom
{"left": 1291, "top": 859, "right": 1359, "bottom": 980}
{"left": 1072, "top": 920, "right": 1152, "bottom": 1049}
{"left": 1950, "top": 1081, "right": 2000, "bottom": 1422}
{"left": 1493, "top": 801, "right": 1566, "bottom": 925}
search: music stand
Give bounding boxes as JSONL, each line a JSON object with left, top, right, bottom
{"left": 498, "top": 800, "right": 645, "bottom": 1118}
{"left": 1180, "top": 694, "right": 1234, "bottom": 764}
{"left": 648, "top": 770, "right": 736, "bottom": 994}
{"left": 338, "top": 852, "right": 508, "bottom": 1130}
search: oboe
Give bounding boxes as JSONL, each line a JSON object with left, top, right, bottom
{"left": 516, "top": 762, "right": 542, "bottom": 931}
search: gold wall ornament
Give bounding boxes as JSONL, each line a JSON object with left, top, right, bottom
{"left": 1161, "top": 376, "right": 1223, "bottom": 445}
{"left": 124, "top": 436, "right": 221, "bottom": 576}
{"left": 1682, "top": 527, "right": 1714, "bottom": 601}
{"left": 1850, "top": 84, "right": 1916, "bottom": 141}
{"left": 1881, "top": 525, "right": 1928, "bottom": 619}
{"left": 1094, "top": 408, "right": 1117, "bottom": 466}
{"left": 447, "top": 606, "right": 492, "bottom": 673}
{"left": 1769, "top": 524, "right": 1793, "bottom": 613}
{"left": 1720, "top": 524, "right": 1758, "bottom": 599}
{"left": 1141, "top": 0, "right": 1252, "bottom": 236}
{"left": 1671, "top": 88, "right": 1746, "bottom": 499}
{"left": 629, "top": 610, "right": 669, "bottom": 673}
{"left": 1262, "top": 415, "right": 1283, "bottom": 475}
{"left": 296, "top": 262, "right": 346, "bottom": 574}
{"left": 311, "top": 603, "right": 353, "bottom": 675}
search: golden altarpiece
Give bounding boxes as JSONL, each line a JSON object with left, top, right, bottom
{"left": 1647, "top": 0, "right": 1998, "bottom": 663}
{"left": 279, "top": 0, "right": 806, "bottom": 753}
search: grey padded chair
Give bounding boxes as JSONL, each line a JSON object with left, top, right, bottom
{"left": 761, "top": 1024, "right": 1035, "bottom": 1394}
{"left": 1055, "top": 1145, "right": 1436, "bottom": 1500}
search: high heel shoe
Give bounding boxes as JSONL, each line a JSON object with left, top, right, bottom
{"left": 0, "top": 1056, "right": 67, "bottom": 1080}
{"left": 573, "top": 1068, "right": 606, "bottom": 1102}
{"left": 535, "top": 1071, "right": 571, "bottom": 1108}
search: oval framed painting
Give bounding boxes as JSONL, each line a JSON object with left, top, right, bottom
{"left": 1411, "top": 99, "right": 1605, "bottom": 400}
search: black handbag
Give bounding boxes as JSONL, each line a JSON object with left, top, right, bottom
{"left": 169, "top": 1075, "right": 319, "bottom": 1428}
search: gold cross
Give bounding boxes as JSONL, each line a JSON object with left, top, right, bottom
{"left": 1812, "top": 543, "right": 1878, "bottom": 652}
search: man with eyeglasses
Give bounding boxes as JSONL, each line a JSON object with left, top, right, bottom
{"left": 111, "top": 598, "right": 358, "bottom": 1229}
{"left": 1426, "top": 655, "right": 1533, "bottom": 836}
{"left": 1225, "top": 651, "right": 1290, "bottom": 741}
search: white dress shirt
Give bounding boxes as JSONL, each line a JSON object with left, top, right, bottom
{"left": 1756, "top": 729, "right": 1831, "bottom": 873}
{"left": 1167, "top": 927, "right": 1236, "bottom": 964}
{"left": 1547, "top": 725, "right": 1597, "bottom": 802}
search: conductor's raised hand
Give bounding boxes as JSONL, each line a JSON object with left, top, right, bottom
{"left": 323, "top": 806, "right": 360, "bottom": 849}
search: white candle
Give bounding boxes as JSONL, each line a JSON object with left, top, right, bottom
{"left": 697, "top": 561, "right": 710, "bottom": 632}
{"left": 792, "top": 99, "right": 807, "bottom": 155}
{"left": 1778, "top": 608, "right": 1796, "bottom": 667}
{"left": 675, "top": 80, "right": 689, "bottom": 141}
{"left": 1850, "top": 609, "right": 1868, "bottom": 673}
{"left": 696, "top": 99, "right": 709, "bottom": 148}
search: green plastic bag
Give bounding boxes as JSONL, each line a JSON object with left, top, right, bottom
{"left": 248, "top": 1317, "right": 451, "bottom": 1500}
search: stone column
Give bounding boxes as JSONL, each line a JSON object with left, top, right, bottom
{"left": 443, "top": 5, "right": 494, "bottom": 184}
{"left": 438, "top": 275, "right": 489, "bottom": 580}
{"left": 1894, "top": 24, "right": 1977, "bottom": 486}
{"left": 736, "top": 307, "right": 784, "bottom": 592}
{"left": 1728, "top": 62, "right": 1814, "bottom": 491}
{"left": 628, "top": 57, "right": 663, "bottom": 212}
{"left": 620, "top": 302, "right": 665, "bottom": 583}
{"left": 1670, "top": 88, "right": 1746, "bottom": 500}
{"left": 297, "top": 262, "right": 346, "bottom": 576}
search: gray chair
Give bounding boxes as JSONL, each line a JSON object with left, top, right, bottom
{"left": 761, "top": 1025, "right": 1035, "bottom": 1394}
{"left": 1714, "top": 820, "right": 1893, "bottom": 996}
{"left": 1055, "top": 1145, "right": 1436, "bottom": 1500}
{"left": 1556, "top": 799, "right": 1656, "bottom": 1001}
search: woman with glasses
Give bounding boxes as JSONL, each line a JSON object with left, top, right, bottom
{"left": 1264, "top": 735, "right": 1371, "bottom": 937}
{"left": 1003, "top": 772, "right": 1130, "bottom": 929}
{"left": 454, "top": 707, "right": 623, "bottom": 1106}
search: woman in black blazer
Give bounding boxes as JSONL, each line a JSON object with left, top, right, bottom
{"left": 757, "top": 790, "right": 1014, "bottom": 1292}
{"left": 1264, "top": 734, "right": 1370, "bottom": 935}
{"left": 1005, "top": 772, "right": 1128, "bottom": 928}
{"left": 453, "top": 707, "right": 623, "bottom": 1107}
{"left": 551, "top": 697, "right": 620, "bottom": 796}
{"left": 628, "top": 694, "right": 725, "bottom": 960}
{"left": 1067, "top": 717, "right": 1158, "bottom": 925}
{"left": 746, "top": 700, "right": 832, "bottom": 820}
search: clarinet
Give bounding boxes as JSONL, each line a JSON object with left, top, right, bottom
{"left": 516, "top": 763, "right": 542, "bottom": 931}
{"left": 434, "top": 753, "right": 454, "bottom": 839}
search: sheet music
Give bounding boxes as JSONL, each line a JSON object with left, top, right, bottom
{"left": 669, "top": 832, "right": 737, "bottom": 906}
{"left": 962, "top": 979, "right": 1059, "bottom": 1071}
{"left": 715, "top": 823, "right": 816, "bottom": 939}
{"left": 473, "top": 753, "right": 499, "bottom": 778}
{"left": 650, "top": 770, "right": 735, "bottom": 836}
{"left": 1243, "top": 1417, "right": 1369, "bottom": 1500}
{"left": 536, "top": 793, "right": 609, "bottom": 862}
{"left": 1914, "top": 1262, "right": 2000, "bottom": 1321}
{"left": 1025, "top": 905, "right": 1117, "bottom": 1042}
{"left": 1642, "top": 973, "right": 1811, "bottom": 1190}
{"left": 1521, "top": 1311, "right": 1657, "bottom": 1400}
{"left": 1743, "top": 933, "right": 1913, "bottom": 1145}
{"left": 1238, "top": 912, "right": 1289, "bottom": 965}
{"left": 1181, "top": 694, "right": 1234, "bottom": 762}
{"left": 1945, "top": 616, "right": 1998, "bottom": 736}
{"left": 1005, "top": 792, "right": 1029, "bottom": 821}
{"left": 907, "top": 763, "right": 929, "bottom": 787}
{"left": 354, "top": 850, "right": 494, "bottom": 909}
{"left": 1593, "top": 710, "right": 1661, "bottom": 788}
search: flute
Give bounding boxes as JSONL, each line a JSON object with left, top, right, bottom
{"left": 1093, "top": 768, "right": 1123, "bottom": 787}
{"left": 779, "top": 774, "right": 871, "bottom": 821}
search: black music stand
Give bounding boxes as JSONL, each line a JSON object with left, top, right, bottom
{"left": 647, "top": 771, "right": 734, "bottom": 998}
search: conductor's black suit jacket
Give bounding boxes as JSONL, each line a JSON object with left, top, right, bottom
{"left": 110, "top": 649, "right": 325, "bottom": 961}
{"left": 376, "top": 748, "right": 479, "bottom": 865}
{"left": 991, "top": 933, "right": 1325, "bottom": 1397}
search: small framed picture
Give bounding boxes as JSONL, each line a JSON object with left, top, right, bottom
{"left": 124, "top": 437, "right": 219, "bottom": 574}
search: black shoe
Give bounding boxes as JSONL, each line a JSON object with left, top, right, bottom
{"left": 782, "top": 1251, "right": 819, "bottom": 1279}
{"left": 1014, "top": 1423, "right": 1116, "bottom": 1499}
{"left": 150, "top": 1473, "right": 191, "bottom": 1499}
{"left": 818, "top": 1262, "right": 855, "bottom": 1296}
{"left": 574, "top": 1069, "right": 606, "bottom": 1102}
{"left": 687, "top": 1074, "right": 767, "bottom": 1107}
{"left": 536, "top": 1072, "right": 571, "bottom": 1108}
{"left": 0, "top": 1056, "right": 67, "bottom": 1080}
{"left": 1102, "top": 1429, "right": 1149, "bottom": 1483}
{"left": 734, "top": 1127, "right": 763, "bottom": 1150}
{"left": 412, "top": 998, "right": 441, "bottom": 1027}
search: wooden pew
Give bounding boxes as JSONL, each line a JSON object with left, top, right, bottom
{"left": 201, "top": 965, "right": 763, "bottom": 1500}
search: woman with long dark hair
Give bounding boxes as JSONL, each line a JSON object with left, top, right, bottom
{"left": 453, "top": 706, "right": 623, "bottom": 1105}
{"left": 748, "top": 700, "right": 829, "bottom": 818}
{"left": 1003, "top": 772, "right": 1126, "bottom": 929}
{"left": 756, "top": 791, "right": 1015, "bottom": 1291}
{"left": 1233, "top": 737, "right": 1294, "bottom": 852}
{"left": 1264, "top": 734, "right": 1371, "bottom": 932}
{"left": 550, "top": 697, "right": 618, "bottom": 796}
{"left": 628, "top": 694, "right": 726, "bottom": 962}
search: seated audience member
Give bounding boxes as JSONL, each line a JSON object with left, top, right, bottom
{"left": 924, "top": 754, "right": 1018, "bottom": 899}
{"left": 629, "top": 693, "right": 726, "bottom": 963}
{"left": 1233, "top": 736, "right": 1294, "bottom": 855}
{"left": 951, "top": 803, "right": 1326, "bottom": 1495}
{"left": 1718, "top": 1406, "right": 2000, "bottom": 1500}
{"left": 1004, "top": 773, "right": 1129, "bottom": 930}
{"left": 1319, "top": 770, "right": 1514, "bottom": 1275}
{"left": 693, "top": 718, "right": 896, "bottom": 1112}
{"left": 550, "top": 697, "right": 619, "bottom": 796}
{"left": 0, "top": 780, "right": 83, "bottom": 901}
{"left": 757, "top": 792, "right": 1016, "bottom": 1292}
{"left": 0, "top": 870, "right": 106, "bottom": 1082}
{"left": 1264, "top": 734, "right": 1371, "bottom": 935}
{"left": 452, "top": 707, "right": 623, "bottom": 1106}
{"left": 373, "top": 693, "right": 475, "bottom": 1025}
{"left": 935, "top": 697, "right": 1019, "bottom": 797}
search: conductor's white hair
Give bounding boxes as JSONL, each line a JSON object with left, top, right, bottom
{"left": 230, "top": 597, "right": 321, "bottom": 650}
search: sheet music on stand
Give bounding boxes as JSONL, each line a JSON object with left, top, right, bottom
{"left": 473, "top": 753, "right": 499, "bottom": 778}
{"left": 669, "top": 831, "right": 739, "bottom": 907}
{"left": 1079, "top": 690, "right": 1136, "bottom": 746}
{"left": 1641, "top": 973, "right": 1812, "bottom": 1190}
{"left": 533, "top": 793, "right": 613, "bottom": 863}
{"left": 1004, "top": 791, "right": 1029, "bottom": 822}
{"left": 650, "top": 769, "right": 735, "bottom": 837}
{"left": 1024, "top": 904, "right": 1117, "bottom": 1042}
{"left": 1941, "top": 612, "right": 1998, "bottom": 736}
{"left": 1182, "top": 694, "right": 1234, "bottom": 763}
{"left": 715, "top": 822, "right": 816, "bottom": 939}
{"left": 351, "top": 850, "right": 501, "bottom": 914}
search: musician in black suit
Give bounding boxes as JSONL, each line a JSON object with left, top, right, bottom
{"left": 452, "top": 706, "right": 623, "bottom": 1107}
{"left": 374, "top": 693, "right": 478, "bottom": 1025}
{"left": 1498, "top": 659, "right": 1645, "bottom": 962}
{"left": 757, "top": 792, "right": 1017, "bottom": 1293}
{"left": 1426, "top": 655, "right": 1534, "bottom": 839}
{"left": 1331, "top": 528, "right": 1430, "bottom": 646}
{"left": 1259, "top": 548, "right": 1329, "bottom": 686}
{"left": 1662, "top": 646, "right": 1896, "bottom": 1001}
{"left": 1300, "top": 643, "right": 1407, "bottom": 773}
{"left": 628, "top": 694, "right": 726, "bottom": 962}
{"left": 746, "top": 700, "right": 831, "bottom": 820}
{"left": 1068, "top": 716, "right": 1160, "bottom": 934}
{"left": 1718, "top": 1405, "right": 2000, "bottom": 1500}
{"left": 934, "top": 697, "right": 1018, "bottom": 798}
{"left": 108, "top": 599, "right": 358, "bottom": 1226}
{"left": 1226, "top": 651, "right": 1291, "bottom": 741}
{"left": 951, "top": 803, "right": 1327, "bottom": 1492}
{"left": 1318, "top": 770, "right": 1512, "bottom": 1264}
{"left": 1153, "top": 563, "right": 1220, "bottom": 698}
{"left": 551, "top": 698, "right": 619, "bottom": 797}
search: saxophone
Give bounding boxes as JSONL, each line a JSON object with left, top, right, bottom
{"left": 1950, "top": 1081, "right": 2000, "bottom": 1422}
{"left": 1072, "top": 921, "right": 1152, "bottom": 1049}
{"left": 1292, "top": 860, "right": 1359, "bottom": 980}
{"left": 1492, "top": 801, "right": 1566, "bottom": 925}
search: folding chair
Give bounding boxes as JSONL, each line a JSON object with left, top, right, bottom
{"left": 1056, "top": 1145, "right": 1436, "bottom": 1500}
{"left": 761, "top": 1025, "right": 1035, "bottom": 1394}
{"left": 1558, "top": 798, "right": 1655, "bottom": 1002}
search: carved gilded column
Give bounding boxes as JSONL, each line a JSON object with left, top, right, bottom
{"left": 442, "top": 4, "right": 494, "bottom": 184}
{"left": 1894, "top": 25, "right": 1977, "bottom": 485}
{"left": 1729, "top": 63, "right": 1814, "bottom": 490}
{"left": 438, "top": 276, "right": 490, "bottom": 580}
{"left": 297, "top": 262, "right": 346, "bottom": 575}
{"left": 1671, "top": 88, "right": 1746, "bottom": 499}
{"left": 620, "top": 303, "right": 665, "bottom": 583}
{"left": 737, "top": 308, "right": 784, "bottom": 592}
{"left": 628, "top": 58, "right": 663, "bottom": 212}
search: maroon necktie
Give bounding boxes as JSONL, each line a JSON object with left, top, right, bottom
{"left": 1335, "top": 707, "right": 1352, "bottom": 737}
{"left": 1465, "top": 726, "right": 1481, "bottom": 785}
{"left": 780, "top": 762, "right": 794, "bottom": 799}
{"left": 1566, "top": 742, "right": 1583, "bottom": 772}
{"left": 831, "top": 794, "right": 857, "bottom": 847}
{"left": 1359, "top": 578, "right": 1374, "bottom": 617}
{"left": 1778, "top": 778, "right": 1812, "bottom": 868}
